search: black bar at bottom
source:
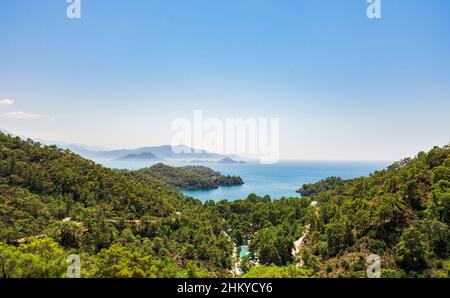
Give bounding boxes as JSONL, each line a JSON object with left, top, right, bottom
{"left": 0, "top": 278, "right": 448, "bottom": 297}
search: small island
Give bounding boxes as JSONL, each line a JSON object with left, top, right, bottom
{"left": 216, "top": 157, "right": 245, "bottom": 164}
{"left": 190, "top": 160, "right": 213, "bottom": 163}
{"left": 116, "top": 152, "right": 162, "bottom": 161}
{"left": 134, "top": 163, "right": 244, "bottom": 190}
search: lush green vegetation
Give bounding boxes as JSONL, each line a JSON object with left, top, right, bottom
{"left": 297, "top": 176, "right": 345, "bottom": 197}
{"left": 214, "top": 194, "right": 310, "bottom": 265}
{"left": 0, "top": 133, "right": 232, "bottom": 277}
{"left": 0, "top": 132, "right": 449, "bottom": 278}
{"left": 298, "top": 145, "right": 450, "bottom": 277}
{"left": 240, "top": 264, "right": 313, "bottom": 278}
{"left": 133, "top": 163, "right": 244, "bottom": 190}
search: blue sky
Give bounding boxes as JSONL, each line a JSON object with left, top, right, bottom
{"left": 0, "top": 0, "right": 449, "bottom": 160}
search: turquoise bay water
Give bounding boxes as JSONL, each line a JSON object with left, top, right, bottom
{"left": 182, "top": 161, "right": 389, "bottom": 202}
{"left": 95, "top": 159, "right": 390, "bottom": 202}
{"left": 239, "top": 245, "right": 250, "bottom": 258}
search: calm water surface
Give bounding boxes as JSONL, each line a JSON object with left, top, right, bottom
{"left": 94, "top": 159, "right": 390, "bottom": 202}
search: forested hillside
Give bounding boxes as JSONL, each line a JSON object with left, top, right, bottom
{"left": 296, "top": 145, "right": 450, "bottom": 277}
{"left": 0, "top": 132, "right": 449, "bottom": 278}
{"left": 0, "top": 133, "right": 233, "bottom": 277}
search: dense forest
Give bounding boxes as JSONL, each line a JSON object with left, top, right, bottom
{"left": 297, "top": 176, "right": 345, "bottom": 197}
{"left": 132, "top": 163, "right": 244, "bottom": 190}
{"left": 0, "top": 133, "right": 233, "bottom": 277}
{"left": 0, "top": 132, "right": 449, "bottom": 278}
{"left": 295, "top": 145, "right": 450, "bottom": 277}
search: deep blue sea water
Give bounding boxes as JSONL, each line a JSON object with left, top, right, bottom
{"left": 94, "top": 159, "right": 390, "bottom": 202}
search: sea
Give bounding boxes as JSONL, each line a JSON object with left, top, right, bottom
{"left": 93, "top": 159, "right": 390, "bottom": 202}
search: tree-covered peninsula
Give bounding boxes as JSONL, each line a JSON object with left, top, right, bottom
{"left": 133, "top": 163, "right": 244, "bottom": 190}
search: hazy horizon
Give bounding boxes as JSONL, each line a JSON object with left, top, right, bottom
{"left": 0, "top": 126, "right": 436, "bottom": 163}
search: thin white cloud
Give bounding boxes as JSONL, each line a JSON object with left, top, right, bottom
{"left": 0, "top": 99, "right": 14, "bottom": 105}
{"left": 1, "top": 112, "right": 43, "bottom": 120}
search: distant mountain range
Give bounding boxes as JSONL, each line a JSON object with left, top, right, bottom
{"left": 76, "top": 145, "right": 241, "bottom": 161}
{"left": 0, "top": 129, "right": 245, "bottom": 162}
